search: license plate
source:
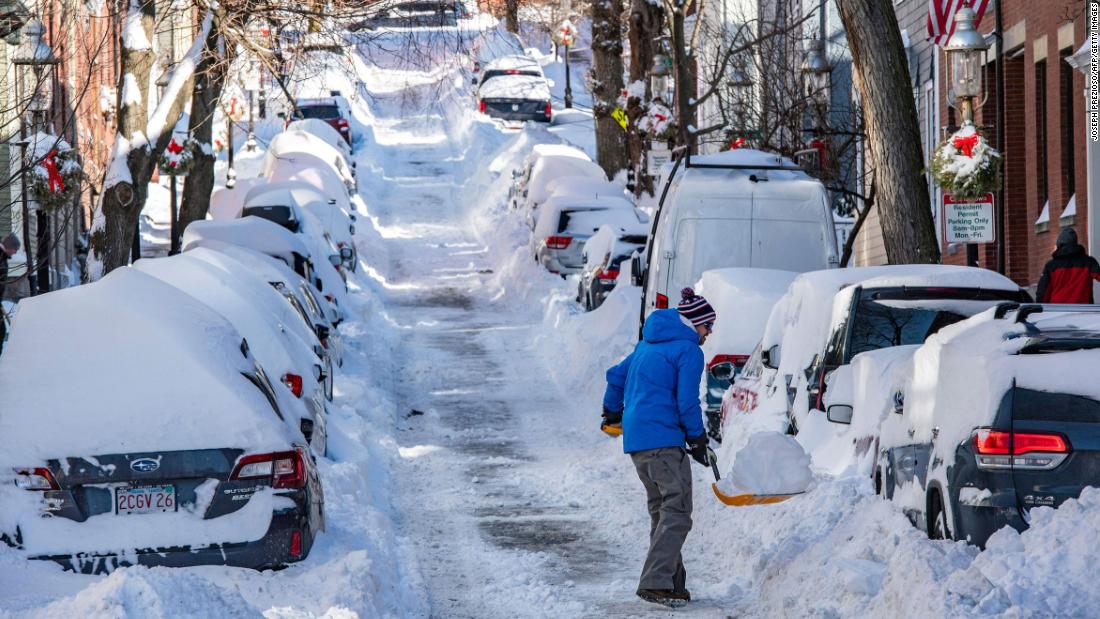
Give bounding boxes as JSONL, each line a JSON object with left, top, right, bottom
{"left": 115, "top": 485, "right": 177, "bottom": 515}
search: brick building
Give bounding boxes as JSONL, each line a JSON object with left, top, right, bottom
{"left": 851, "top": 0, "right": 1092, "bottom": 294}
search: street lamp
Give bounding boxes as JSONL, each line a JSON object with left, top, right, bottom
{"left": 801, "top": 37, "right": 830, "bottom": 109}
{"left": 649, "top": 49, "right": 671, "bottom": 104}
{"left": 727, "top": 63, "right": 752, "bottom": 132}
{"left": 944, "top": 6, "right": 989, "bottom": 124}
{"left": 12, "top": 19, "right": 58, "bottom": 296}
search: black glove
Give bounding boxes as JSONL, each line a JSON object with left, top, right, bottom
{"left": 686, "top": 434, "right": 709, "bottom": 466}
{"left": 601, "top": 406, "right": 623, "bottom": 426}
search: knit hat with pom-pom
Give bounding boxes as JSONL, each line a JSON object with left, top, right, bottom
{"left": 677, "top": 287, "right": 716, "bottom": 328}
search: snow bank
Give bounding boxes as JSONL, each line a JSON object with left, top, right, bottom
{"left": 718, "top": 431, "right": 811, "bottom": 496}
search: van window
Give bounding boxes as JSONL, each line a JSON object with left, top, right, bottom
{"left": 672, "top": 218, "right": 751, "bottom": 290}
{"left": 751, "top": 220, "right": 828, "bottom": 271}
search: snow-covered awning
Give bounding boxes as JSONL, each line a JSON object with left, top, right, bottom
{"left": 1036, "top": 200, "right": 1050, "bottom": 231}
{"left": 1061, "top": 193, "right": 1077, "bottom": 223}
{"left": 1066, "top": 41, "right": 1090, "bottom": 74}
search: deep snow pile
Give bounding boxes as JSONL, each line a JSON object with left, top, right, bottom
{"left": 718, "top": 432, "right": 811, "bottom": 497}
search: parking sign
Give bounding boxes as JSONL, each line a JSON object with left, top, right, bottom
{"left": 942, "top": 193, "right": 996, "bottom": 244}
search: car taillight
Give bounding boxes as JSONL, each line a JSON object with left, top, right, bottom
{"left": 479, "top": 99, "right": 486, "bottom": 113}
{"left": 231, "top": 449, "right": 307, "bottom": 489}
{"left": 324, "top": 294, "right": 336, "bottom": 304}
{"left": 596, "top": 269, "right": 619, "bottom": 284}
{"left": 14, "top": 467, "right": 59, "bottom": 491}
{"left": 545, "top": 101, "right": 552, "bottom": 118}
{"left": 707, "top": 354, "right": 750, "bottom": 372}
{"left": 545, "top": 235, "right": 572, "bottom": 249}
{"left": 282, "top": 373, "right": 304, "bottom": 398}
{"left": 320, "top": 337, "right": 330, "bottom": 349}
{"left": 290, "top": 529, "right": 303, "bottom": 558}
{"left": 973, "top": 430, "right": 1070, "bottom": 470}
{"left": 337, "top": 118, "right": 349, "bottom": 133}
{"left": 656, "top": 293, "right": 669, "bottom": 309}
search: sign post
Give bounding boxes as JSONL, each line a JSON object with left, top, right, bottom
{"left": 942, "top": 193, "right": 996, "bottom": 245}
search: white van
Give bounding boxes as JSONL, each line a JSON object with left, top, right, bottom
{"left": 635, "top": 149, "right": 839, "bottom": 326}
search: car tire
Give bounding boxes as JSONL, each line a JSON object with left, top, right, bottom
{"left": 927, "top": 489, "right": 952, "bottom": 541}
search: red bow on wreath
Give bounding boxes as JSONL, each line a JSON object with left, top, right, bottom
{"left": 42, "top": 150, "right": 64, "bottom": 194}
{"left": 166, "top": 139, "right": 184, "bottom": 155}
{"left": 953, "top": 133, "right": 979, "bottom": 158}
{"left": 653, "top": 112, "right": 667, "bottom": 122}
{"left": 729, "top": 137, "right": 745, "bottom": 150}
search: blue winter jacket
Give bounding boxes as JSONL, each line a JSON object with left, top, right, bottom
{"left": 603, "top": 309, "right": 706, "bottom": 453}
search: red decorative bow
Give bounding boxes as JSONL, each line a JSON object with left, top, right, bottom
{"left": 166, "top": 139, "right": 184, "bottom": 155}
{"left": 953, "top": 133, "right": 979, "bottom": 157}
{"left": 42, "top": 150, "right": 63, "bottom": 194}
{"left": 653, "top": 113, "right": 667, "bottom": 122}
{"left": 810, "top": 138, "right": 828, "bottom": 165}
{"left": 729, "top": 137, "right": 745, "bottom": 150}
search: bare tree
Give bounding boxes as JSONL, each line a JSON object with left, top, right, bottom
{"left": 836, "top": 0, "right": 939, "bottom": 264}
{"left": 589, "top": 0, "right": 628, "bottom": 177}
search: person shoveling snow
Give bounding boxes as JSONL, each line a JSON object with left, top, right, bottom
{"left": 713, "top": 431, "right": 811, "bottom": 505}
{"left": 602, "top": 288, "right": 716, "bottom": 608}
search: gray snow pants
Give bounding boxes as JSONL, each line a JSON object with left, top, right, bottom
{"left": 630, "top": 447, "right": 692, "bottom": 592}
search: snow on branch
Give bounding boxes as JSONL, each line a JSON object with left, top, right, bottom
{"left": 122, "top": 0, "right": 152, "bottom": 50}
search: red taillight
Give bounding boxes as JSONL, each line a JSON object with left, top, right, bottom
{"left": 320, "top": 337, "right": 330, "bottom": 349}
{"left": 545, "top": 235, "right": 572, "bottom": 249}
{"left": 282, "top": 373, "right": 304, "bottom": 398}
{"left": 596, "top": 269, "right": 619, "bottom": 283}
{"left": 974, "top": 430, "right": 1070, "bottom": 455}
{"left": 289, "top": 529, "right": 303, "bottom": 557}
{"left": 707, "top": 354, "right": 750, "bottom": 372}
{"left": 231, "top": 449, "right": 307, "bottom": 489}
{"left": 15, "top": 467, "right": 59, "bottom": 491}
{"left": 545, "top": 101, "right": 552, "bottom": 118}
{"left": 324, "top": 294, "right": 336, "bottom": 304}
{"left": 337, "top": 118, "right": 349, "bottom": 133}
{"left": 479, "top": 99, "right": 486, "bottom": 113}
{"left": 656, "top": 293, "right": 669, "bottom": 309}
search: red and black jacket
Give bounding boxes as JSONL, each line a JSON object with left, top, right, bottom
{"left": 1036, "top": 244, "right": 1100, "bottom": 304}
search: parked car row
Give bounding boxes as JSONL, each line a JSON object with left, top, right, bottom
{"left": 0, "top": 114, "right": 359, "bottom": 574}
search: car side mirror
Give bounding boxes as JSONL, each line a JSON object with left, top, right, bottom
{"left": 340, "top": 247, "right": 354, "bottom": 260}
{"left": 827, "top": 404, "right": 854, "bottom": 425}
{"left": 328, "top": 254, "right": 342, "bottom": 267}
{"left": 314, "top": 323, "right": 330, "bottom": 341}
{"left": 313, "top": 363, "right": 325, "bottom": 382}
{"left": 762, "top": 344, "right": 781, "bottom": 369}
{"left": 709, "top": 362, "right": 735, "bottom": 382}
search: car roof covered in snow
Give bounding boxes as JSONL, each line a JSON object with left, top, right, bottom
{"left": 267, "top": 130, "right": 352, "bottom": 173}
{"left": 533, "top": 196, "right": 644, "bottom": 239}
{"left": 296, "top": 96, "right": 347, "bottom": 109}
{"left": 478, "top": 74, "right": 550, "bottom": 100}
{"left": 547, "top": 177, "right": 630, "bottom": 202}
{"left": 697, "top": 268, "right": 799, "bottom": 356}
{"left": 0, "top": 268, "right": 298, "bottom": 464}
{"left": 483, "top": 54, "right": 541, "bottom": 71}
{"left": 266, "top": 158, "right": 352, "bottom": 210}
{"left": 530, "top": 143, "right": 589, "bottom": 162}
{"left": 527, "top": 156, "right": 607, "bottom": 207}
{"left": 182, "top": 216, "right": 311, "bottom": 264}
{"left": 244, "top": 179, "right": 328, "bottom": 209}
{"left": 209, "top": 178, "right": 265, "bottom": 220}
{"left": 285, "top": 119, "right": 352, "bottom": 156}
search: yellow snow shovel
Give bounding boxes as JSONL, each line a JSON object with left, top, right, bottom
{"left": 600, "top": 422, "right": 623, "bottom": 437}
{"left": 708, "top": 448, "right": 803, "bottom": 507}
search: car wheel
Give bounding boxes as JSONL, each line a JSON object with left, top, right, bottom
{"left": 927, "top": 490, "right": 952, "bottom": 540}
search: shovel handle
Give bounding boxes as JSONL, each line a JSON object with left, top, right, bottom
{"left": 707, "top": 447, "right": 720, "bottom": 482}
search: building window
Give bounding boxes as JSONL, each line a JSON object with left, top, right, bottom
{"left": 1059, "top": 48, "right": 1076, "bottom": 203}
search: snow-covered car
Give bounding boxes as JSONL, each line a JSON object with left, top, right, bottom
{"left": 508, "top": 143, "right": 591, "bottom": 211}
{"left": 871, "top": 304, "right": 1100, "bottom": 546}
{"left": 695, "top": 268, "right": 797, "bottom": 442}
{"left": 285, "top": 118, "right": 353, "bottom": 162}
{"left": 0, "top": 268, "right": 324, "bottom": 572}
{"left": 576, "top": 224, "right": 647, "bottom": 311}
{"left": 352, "top": 0, "right": 461, "bottom": 29}
{"left": 532, "top": 195, "right": 644, "bottom": 276}
{"left": 189, "top": 240, "right": 344, "bottom": 370}
{"left": 477, "top": 72, "right": 552, "bottom": 123}
{"left": 183, "top": 217, "right": 316, "bottom": 286}
{"left": 518, "top": 155, "right": 606, "bottom": 219}
{"left": 263, "top": 130, "right": 356, "bottom": 193}
{"left": 244, "top": 180, "right": 357, "bottom": 272}
{"left": 721, "top": 266, "right": 1029, "bottom": 458}
{"left": 292, "top": 96, "right": 353, "bottom": 146}
{"left": 475, "top": 54, "right": 543, "bottom": 91}
{"left": 635, "top": 149, "right": 840, "bottom": 325}
{"left": 134, "top": 251, "right": 330, "bottom": 455}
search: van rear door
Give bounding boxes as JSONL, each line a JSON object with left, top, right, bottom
{"left": 670, "top": 217, "right": 751, "bottom": 297}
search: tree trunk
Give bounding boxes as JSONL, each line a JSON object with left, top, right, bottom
{"left": 627, "top": 0, "right": 662, "bottom": 195}
{"left": 836, "top": 0, "right": 940, "bottom": 264}
{"left": 504, "top": 0, "right": 519, "bottom": 33}
{"left": 669, "top": 3, "right": 695, "bottom": 153}
{"left": 88, "top": 0, "right": 193, "bottom": 277}
{"left": 590, "top": 0, "right": 629, "bottom": 179}
{"left": 179, "top": 26, "right": 228, "bottom": 240}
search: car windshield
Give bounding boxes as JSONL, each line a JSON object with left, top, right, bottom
{"left": 558, "top": 208, "right": 637, "bottom": 235}
{"left": 299, "top": 105, "right": 341, "bottom": 120}
{"left": 242, "top": 205, "right": 299, "bottom": 232}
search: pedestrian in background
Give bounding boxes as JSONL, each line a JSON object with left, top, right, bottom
{"left": 1036, "top": 227, "right": 1100, "bottom": 304}
{"left": 601, "top": 288, "right": 716, "bottom": 608}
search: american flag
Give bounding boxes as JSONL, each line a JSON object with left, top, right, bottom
{"left": 927, "top": 0, "right": 991, "bottom": 47}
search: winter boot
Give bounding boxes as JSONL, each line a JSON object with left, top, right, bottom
{"left": 636, "top": 588, "right": 690, "bottom": 608}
